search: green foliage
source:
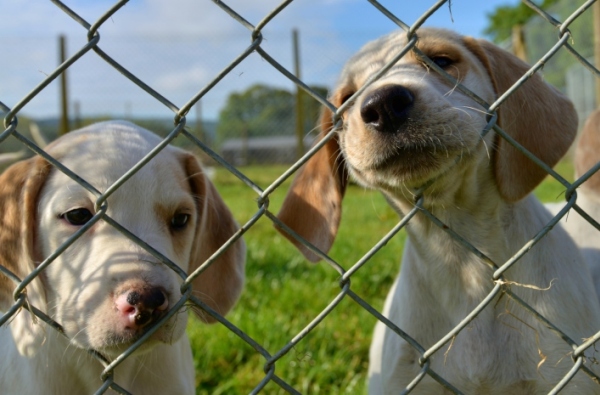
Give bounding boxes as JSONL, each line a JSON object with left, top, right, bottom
{"left": 534, "top": 159, "right": 574, "bottom": 203}
{"left": 190, "top": 165, "right": 402, "bottom": 394}
{"left": 484, "top": 0, "right": 593, "bottom": 88}
{"left": 521, "top": 0, "right": 593, "bottom": 88}
{"left": 484, "top": 3, "right": 538, "bottom": 43}
{"left": 216, "top": 84, "right": 328, "bottom": 145}
{"left": 217, "top": 85, "right": 292, "bottom": 143}
{"left": 484, "top": 0, "right": 560, "bottom": 43}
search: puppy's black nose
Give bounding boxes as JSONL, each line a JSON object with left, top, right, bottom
{"left": 360, "top": 85, "right": 414, "bottom": 133}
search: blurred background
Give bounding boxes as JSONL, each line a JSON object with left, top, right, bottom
{"left": 3, "top": 0, "right": 596, "bottom": 164}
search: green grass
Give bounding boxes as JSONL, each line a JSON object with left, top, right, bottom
{"left": 534, "top": 160, "right": 574, "bottom": 203}
{"left": 189, "top": 161, "right": 575, "bottom": 394}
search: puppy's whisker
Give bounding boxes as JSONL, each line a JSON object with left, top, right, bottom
{"left": 460, "top": 105, "right": 493, "bottom": 116}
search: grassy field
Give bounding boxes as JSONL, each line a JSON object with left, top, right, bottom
{"left": 189, "top": 160, "right": 575, "bottom": 394}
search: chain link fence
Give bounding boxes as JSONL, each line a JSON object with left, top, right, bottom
{"left": 521, "top": 0, "right": 597, "bottom": 128}
{"left": 2, "top": 0, "right": 600, "bottom": 393}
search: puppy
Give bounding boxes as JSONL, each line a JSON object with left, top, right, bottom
{"left": 0, "top": 121, "right": 245, "bottom": 394}
{"left": 277, "top": 28, "right": 600, "bottom": 393}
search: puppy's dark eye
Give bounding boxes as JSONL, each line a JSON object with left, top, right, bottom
{"left": 171, "top": 213, "right": 190, "bottom": 230}
{"left": 339, "top": 91, "right": 356, "bottom": 105}
{"left": 430, "top": 56, "right": 454, "bottom": 69}
{"left": 61, "top": 208, "right": 94, "bottom": 226}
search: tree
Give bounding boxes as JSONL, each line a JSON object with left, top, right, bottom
{"left": 484, "top": 3, "right": 538, "bottom": 44}
{"left": 485, "top": 0, "right": 562, "bottom": 43}
{"left": 484, "top": 0, "right": 560, "bottom": 61}
{"left": 216, "top": 83, "right": 328, "bottom": 144}
{"left": 484, "top": 0, "right": 593, "bottom": 89}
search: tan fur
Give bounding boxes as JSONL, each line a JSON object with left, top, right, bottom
{"left": 463, "top": 38, "right": 577, "bottom": 202}
{"left": 0, "top": 158, "right": 50, "bottom": 311}
{"left": 276, "top": 106, "right": 348, "bottom": 262}
{"left": 576, "top": 108, "right": 600, "bottom": 193}
{"left": 183, "top": 154, "right": 245, "bottom": 319}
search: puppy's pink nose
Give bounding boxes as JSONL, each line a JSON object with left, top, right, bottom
{"left": 115, "top": 287, "right": 169, "bottom": 329}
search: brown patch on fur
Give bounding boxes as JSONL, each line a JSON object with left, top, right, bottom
{"left": 276, "top": 104, "right": 348, "bottom": 262}
{"left": 0, "top": 157, "right": 51, "bottom": 311}
{"left": 416, "top": 39, "right": 469, "bottom": 83}
{"left": 576, "top": 109, "right": 600, "bottom": 193}
{"left": 463, "top": 36, "right": 578, "bottom": 202}
{"left": 182, "top": 153, "right": 245, "bottom": 322}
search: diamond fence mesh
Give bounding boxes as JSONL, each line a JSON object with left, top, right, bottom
{"left": 2, "top": 0, "right": 600, "bottom": 394}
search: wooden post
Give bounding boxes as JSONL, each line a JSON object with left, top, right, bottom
{"left": 293, "top": 29, "right": 305, "bottom": 160}
{"left": 74, "top": 100, "right": 81, "bottom": 130}
{"left": 195, "top": 101, "right": 204, "bottom": 143}
{"left": 511, "top": 25, "right": 527, "bottom": 62}
{"left": 594, "top": 1, "right": 600, "bottom": 107}
{"left": 59, "top": 35, "right": 69, "bottom": 135}
{"left": 125, "top": 101, "right": 132, "bottom": 120}
{"left": 241, "top": 123, "right": 248, "bottom": 166}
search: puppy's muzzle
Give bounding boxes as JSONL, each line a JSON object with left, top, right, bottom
{"left": 360, "top": 85, "right": 415, "bottom": 134}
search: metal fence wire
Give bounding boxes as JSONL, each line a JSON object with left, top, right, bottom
{"left": 2, "top": 0, "right": 600, "bottom": 394}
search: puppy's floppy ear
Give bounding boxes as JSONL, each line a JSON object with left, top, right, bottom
{"left": 0, "top": 156, "right": 52, "bottom": 356}
{"left": 276, "top": 105, "right": 348, "bottom": 262}
{"left": 575, "top": 109, "right": 600, "bottom": 193}
{"left": 182, "top": 154, "right": 245, "bottom": 323}
{"left": 463, "top": 37, "right": 578, "bottom": 202}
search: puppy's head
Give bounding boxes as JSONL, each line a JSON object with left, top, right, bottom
{"left": 277, "top": 28, "right": 577, "bottom": 261}
{"left": 0, "top": 121, "right": 245, "bottom": 357}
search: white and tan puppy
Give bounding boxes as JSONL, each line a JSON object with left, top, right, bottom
{"left": 0, "top": 121, "right": 245, "bottom": 394}
{"left": 277, "top": 29, "right": 600, "bottom": 394}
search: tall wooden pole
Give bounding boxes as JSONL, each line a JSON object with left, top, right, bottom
{"left": 511, "top": 25, "right": 527, "bottom": 62}
{"left": 74, "top": 100, "right": 81, "bottom": 129}
{"left": 195, "top": 101, "right": 204, "bottom": 143}
{"left": 293, "top": 29, "right": 305, "bottom": 160}
{"left": 594, "top": 1, "right": 600, "bottom": 107}
{"left": 59, "top": 35, "right": 69, "bottom": 135}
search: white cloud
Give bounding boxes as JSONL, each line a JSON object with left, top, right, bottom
{"left": 155, "top": 65, "right": 210, "bottom": 92}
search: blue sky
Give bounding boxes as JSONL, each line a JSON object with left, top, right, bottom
{"left": 1, "top": 0, "right": 516, "bottom": 121}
